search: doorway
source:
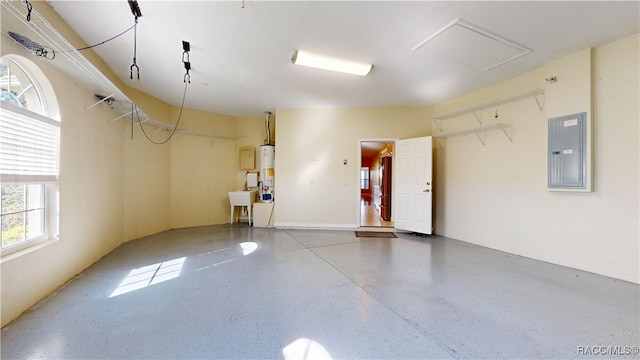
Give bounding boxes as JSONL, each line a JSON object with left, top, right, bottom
{"left": 360, "top": 140, "right": 394, "bottom": 228}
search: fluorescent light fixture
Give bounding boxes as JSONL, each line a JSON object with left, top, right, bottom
{"left": 291, "top": 50, "right": 372, "bottom": 76}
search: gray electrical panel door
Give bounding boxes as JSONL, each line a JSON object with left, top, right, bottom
{"left": 548, "top": 112, "right": 587, "bottom": 189}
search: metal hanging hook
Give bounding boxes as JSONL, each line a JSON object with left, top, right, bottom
{"left": 183, "top": 61, "right": 191, "bottom": 83}
{"left": 130, "top": 16, "right": 140, "bottom": 80}
{"left": 22, "top": 0, "right": 33, "bottom": 21}
{"left": 130, "top": 62, "right": 140, "bottom": 80}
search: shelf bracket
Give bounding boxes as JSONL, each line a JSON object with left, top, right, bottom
{"left": 108, "top": 110, "right": 136, "bottom": 123}
{"left": 85, "top": 93, "right": 115, "bottom": 111}
{"left": 471, "top": 110, "right": 482, "bottom": 124}
{"left": 498, "top": 124, "right": 513, "bottom": 142}
{"left": 151, "top": 124, "right": 165, "bottom": 139}
{"left": 433, "top": 118, "right": 443, "bottom": 132}
{"left": 473, "top": 130, "right": 486, "bottom": 146}
{"left": 532, "top": 89, "right": 543, "bottom": 111}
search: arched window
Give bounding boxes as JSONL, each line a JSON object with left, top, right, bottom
{"left": 0, "top": 54, "right": 60, "bottom": 254}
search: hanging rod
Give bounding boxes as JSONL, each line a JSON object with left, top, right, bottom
{"left": 433, "top": 88, "right": 544, "bottom": 121}
{"left": 434, "top": 123, "right": 513, "bottom": 147}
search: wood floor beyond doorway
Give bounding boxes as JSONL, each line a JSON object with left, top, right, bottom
{"left": 360, "top": 195, "right": 393, "bottom": 227}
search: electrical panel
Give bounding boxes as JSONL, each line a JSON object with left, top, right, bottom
{"left": 548, "top": 112, "right": 587, "bottom": 189}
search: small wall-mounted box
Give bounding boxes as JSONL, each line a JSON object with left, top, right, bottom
{"left": 548, "top": 112, "right": 589, "bottom": 190}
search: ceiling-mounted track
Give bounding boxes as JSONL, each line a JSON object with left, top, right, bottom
{"left": 1, "top": 0, "right": 143, "bottom": 122}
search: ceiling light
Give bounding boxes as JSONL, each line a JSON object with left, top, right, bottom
{"left": 291, "top": 50, "right": 372, "bottom": 76}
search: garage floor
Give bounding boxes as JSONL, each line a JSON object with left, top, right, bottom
{"left": 2, "top": 225, "right": 638, "bottom": 359}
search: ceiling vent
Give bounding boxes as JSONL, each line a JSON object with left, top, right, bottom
{"left": 412, "top": 19, "right": 531, "bottom": 72}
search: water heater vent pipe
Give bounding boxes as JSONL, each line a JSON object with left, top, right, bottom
{"left": 264, "top": 111, "right": 272, "bottom": 145}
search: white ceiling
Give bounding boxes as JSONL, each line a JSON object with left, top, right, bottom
{"left": 40, "top": 1, "right": 640, "bottom": 117}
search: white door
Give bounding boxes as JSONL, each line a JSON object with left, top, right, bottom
{"left": 394, "top": 136, "right": 433, "bottom": 234}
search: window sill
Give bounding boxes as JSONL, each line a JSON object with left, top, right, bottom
{"left": 0, "top": 236, "right": 59, "bottom": 264}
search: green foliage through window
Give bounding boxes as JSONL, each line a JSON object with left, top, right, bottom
{"left": 1, "top": 184, "right": 45, "bottom": 249}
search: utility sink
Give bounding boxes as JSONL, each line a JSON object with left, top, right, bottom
{"left": 228, "top": 190, "right": 257, "bottom": 225}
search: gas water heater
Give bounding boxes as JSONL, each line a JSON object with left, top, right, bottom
{"left": 260, "top": 111, "right": 275, "bottom": 202}
{"left": 259, "top": 144, "right": 275, "bottom": 202}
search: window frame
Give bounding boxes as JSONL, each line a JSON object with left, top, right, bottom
{"left": 1, "top": 55, "right": 60, "bottom": 257}
{"left": 1, "top": 55, "right": 47, "bottom": 114}
{"left": 0, "top": 183, "right": 58, "bottom": 255}
{"left": 360, "top": 167, "right": 370, "bottom": 190}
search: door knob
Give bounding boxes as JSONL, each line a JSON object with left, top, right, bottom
{"left": 423, "top": 189, "right": 430, "bottom": 192}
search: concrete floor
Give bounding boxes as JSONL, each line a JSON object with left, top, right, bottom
{"left": 2, "top": 225, "right": 638, "bottom": 359}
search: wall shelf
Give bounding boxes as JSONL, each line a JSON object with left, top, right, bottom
{"left": 138, "top": 118, "right": 240, "bottom": 140}
{"left": 432, "top": 88, "right": 544, "bottom": 131}
{"left": 434, "top": 123, "right": 512, "bottom": 146}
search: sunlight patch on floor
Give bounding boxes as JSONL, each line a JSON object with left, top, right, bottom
{"left": 240, "top": 242, "right": 258, "bottom": 256}
{"left": 109, "top": 257, "right": 186, "bottom": 298}
{"left": 283, "top": 338, "right": 332, "bottom": 360}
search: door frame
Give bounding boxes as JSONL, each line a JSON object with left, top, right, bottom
{"left": 357, "top": 138, "right": 398, "bottom": 228}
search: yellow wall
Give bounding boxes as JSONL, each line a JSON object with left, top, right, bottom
{"left": 123, "top": 125, "right": 172, "bottom": 240}
{"left": 1, "top": 2, "right": 180, "bottom": 325}
{"left": 1, "top": 38, "right": 126, "bottom": 325}
{"left": 236, "top": 115, "right": 275, "bottom": 190}
{"left": 170, "top": 109, "right": 238, "bottom": 228}
{"left": 434, "top": 35, "right": 639, "bottom": 283}
{"left": 273, "top": 107, "right": 432, "bottom": 228}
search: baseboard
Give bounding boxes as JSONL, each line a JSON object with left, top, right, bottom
{"left": 273, "top": 222, "right": 359, "bottom": 230}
